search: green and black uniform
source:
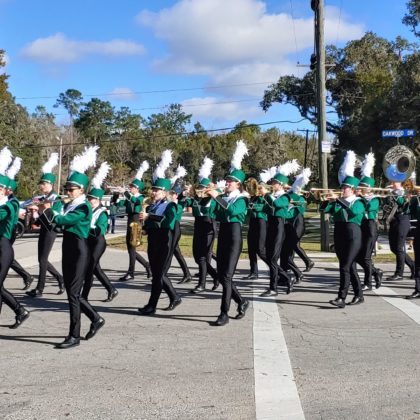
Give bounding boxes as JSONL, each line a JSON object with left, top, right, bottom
{"left": 0, "top": 199, "right": 28, "bottom": 319}
{"left": 143, "top": 199, "right": 181, "bottom": 310}
{"left": 321, "top": 196, "right": 364, "bottom": 300}
{"left": 118, "top": 192, "right": 150, "bottom": 278}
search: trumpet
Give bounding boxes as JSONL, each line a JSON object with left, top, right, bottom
{"left": 195, "top": 186, "right": 219, "bottom": 198}
{"left": 310, "top": 188, "right": 342, "bottom": 201}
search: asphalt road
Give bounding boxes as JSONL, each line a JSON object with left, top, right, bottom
{"left": 1, "top": 219, "right": 420, "bottom": 420}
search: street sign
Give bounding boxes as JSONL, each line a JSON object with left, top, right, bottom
{"left": 321, "top": 141, "right": 331, "bottom": 153}
{"left": 382, "top": 129, "right": 416, "bottom": 138}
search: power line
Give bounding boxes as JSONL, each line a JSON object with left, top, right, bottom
{"left": 289, "top": 0, "right": 301, "bottom": 77}
{"left": 15, "top": 81, "right": 276, "bottom": 101}
{"left": 13, "top": 118, "right": 307, "bottom": 150}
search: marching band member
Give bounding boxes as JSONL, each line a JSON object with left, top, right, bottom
{"left": 0, "top": 149, "right": 30, "bottom": 329}
{"left": 26, "top": 153, "right": 65, "bottom": 297}
{"left": 261, "top": 161, "right": 299, "bottom": 296}
{"left": 321, "top": 151, "right": 364, "bottom": 308}
{"left": 51, "top": 146, "right": 100, "bottom": 349}
{"left": 168, "top": 166, "right": 193, "bottom": 284}
{"left": 385, "top": 180, "right": 415, "bottom": 281}
{"left": 281, "top": 168, "right": 312, "bottom": 284}
{"left": 206, "top": 140, "right": 250, "bottom": 326}
{"left": 355, "top": 153, "right": 383, "bottom": 290}
{"left": 407, "top": 183, "right": 420, "bottom": 299}
{"left": 118, "top": 161, "right": 151, "bottom": 282}
{"left": 245, "top": 176, "right": 269, "bottom": 280}
{"left": 179, "top": 157, "right": 218, "bottom": 293}
{"left": 84, "top": 162, "right": 118, "bottom": 303}
{"left": 138, "top": 150, "right": 182, "bottom": 315}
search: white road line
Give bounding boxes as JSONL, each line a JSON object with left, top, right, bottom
{"left": 373, "top": 286, "right": 420, "bottom": 324}
{"left": 330, "top": 262, "right": 420, "bottom": 325}
{"left": 253, "top": 283, "right": 305, "bottom": 420}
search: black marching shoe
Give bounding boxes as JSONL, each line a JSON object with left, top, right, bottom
{"left": 260, "top": 289, "right": 278, "bottom": 297}
{"left": 374, "top": 269, "right": 383, "bottom": 289}
{"left": 303, "top": 261, "right": 315, "bottom": 273}
{"left": 26, "top": 288, "right": 43, "bottom": 298}
{"left": 178, "top": 275, "right": 193, "bottom": 284}
{"left": 386, "top": 274, "right": 403, "bottom": 281}
{"left": 9, "top": 308, "right": 30, "bottom": 329}
{"left": 191, "top": 285, "right": 206, "bottom": 294}
{"left": 286, "top": 275, "right": 296, "bottom": 295}
{"left": 55, "top": 336, "right": 80, "bottom": 349}
{"left": 329, "top": 298, "right": 346, "bottom": 308}
{"left": 211, "top": 280, "right": 220, "bottom": 291}
{"left": 348, "top": 296, "right": 364, "bottom": 306}
{"left": 362, "top": 284, "right": 372, "bottom": 291}
{"left": 244, "top": 273, "right": 258, "bottom": 280}
{"left": 213, "top": 312, "right": 229, "bottom": 326}
{"left": 164, "top": 297, "right": 182, "bottom": 311}
{"left": 295, "top": 274, "right": 303, "bottom": 285}
{"left": 57, "top": 285, "right": 65, "bottom": 295}
{"left": 406, "top": 291, "right": 420, "bottom": 299}
{"left": 235, "top": 300, "right": 250, "bottom": 319}
{"left": 104, "top": 288, "right": 119, "bottom": 302}
{"left": 22, "top": 276, "right": 34, "bottom": 291}
{"left": 118, "top": 273, "right": 134, "bottom": 282}
{"left": 85, "top": 317, "right": 105, "bottom": 340}
{"left": 138, "top": 305, "right": 156, "bottom": 316}
{"left": 146, "top": 265, "right": 152, "bottom": 279}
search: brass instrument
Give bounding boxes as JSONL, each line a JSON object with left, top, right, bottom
{"left": 310, "top": 188, "right": 342, "bottom": 201}
{"left": 382, "top": 145, "right": 416, "bottom": 183}
{"left": 194, "top": 186, "right": 218, "bottom": 198}
{"left": 130, "top": 197, "right": 152, "bottom": 247}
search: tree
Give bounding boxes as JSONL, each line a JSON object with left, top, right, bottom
{"left": 403, "top": 0, "right": 420, "bottom": 38}
{"left": 0, "top": 50, "right": 12, "bottom": 103}
{"left": 54, "top": 89, "right": 84, "bottom": 120}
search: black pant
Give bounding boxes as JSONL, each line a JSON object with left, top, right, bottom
{"left": 36, "top": 228, "right": 63, "bottom": 291}
{"left": 0, "top": 237, "right": 23, "bottom": 315}
{"left": 62, "top": 232, "right": 96, "bottom": 338}
{"left": 126, "top": 215, "right": 149, "bottom": 275}
{"left": 280, "top": 219, "right": 302, "bottom": 279}
{"left": 247, "top": 217, "right": 268, "bottom": 275}
{"left": 266, "top": 216, "right": 289, "bottom": 291}
{"left": 292, "top": 213, "right": 312, "bottom": 269}
{"left": 147, "top": 228, "right": 179, "bottom": 308}
{"left": 172, "top": 221, "right": 191, "bottom": 278}
{"left": 193, "top": 218, "right": 218, "bottom": 286}
{"left": 217, "top": 223, "right": 243, "bottom": 314}
{"left": 355, "top": 219, "right": 378, "bottom": 287}
{"left": 389, "top": 215, "right": 414, "bottom": 276}
{"left": 10, "top": 259, "right": 31, "bottom": 281}
{"left": 82, "top": 235, "right": 114, "bottom": 298}
{"left": 413, "top": 224, "right": 420, "bottom": 292}
{"left": 334, "top": 222, "right": 362, "bottom": 300}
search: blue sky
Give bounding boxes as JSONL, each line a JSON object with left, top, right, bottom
{"left": 0, "top": 0, "right": 416, "bottom": 134}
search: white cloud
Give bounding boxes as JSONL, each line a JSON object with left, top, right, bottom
{"left": 109, "top": 87, "right": 137, "bottom": 101}
{"left": 181, "top": 96, "right": 263, "bottom": 122}
{"left": 21, "top": 33, "right": 146, "bottom": 63}
{"left": 137, "top": 0, "right": 364, "bottom": 93}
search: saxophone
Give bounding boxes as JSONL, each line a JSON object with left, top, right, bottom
{"left": 129, "top": 197, "right": 151, "bottom": 247}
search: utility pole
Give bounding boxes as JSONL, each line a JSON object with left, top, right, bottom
{"left": 56, "top": 136, "right": 63, "bottom": 194}
{"left": 312, "top": 0, "right": 330, "bottom": 251}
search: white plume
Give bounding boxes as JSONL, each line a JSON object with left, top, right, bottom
{"left": 153, "top": 149, "right": 172, "bottom": 181}
{"left": 6, "top": 157, "right": 22, "bottom": 180}
{"left": 410, "top": 171, "right": 416, "bottom": 181}
{"left": 216, "top": 179, "right": 226, "bottom": 190}
{"left": 92, "top": 162, "right": 111, "bottom": 189}
{"left": 259, "top": 167, "right": 276, "bottom": 184}
{"left": 0, "top": 147, "right": 13, "bottom": 175}
{"left": 278, "top": 159, "right": 301, "bottom": 177}
{"left": 135, "top": 160, "right": 149, "bottom": 181}
{"left": 170, "top": 165, "right": 187, "bottom": 186}
{"left": 230, "top": 140, "right": 248, "bottom": 171}
{"left": 292, "top": 168, "right": 312, "bottom": 194}
{"left": 338, "top": 150, "right": 356, "bottom": 184}
{"left": 361, "top": 152, "right": 375, "bottom": 178}
{"left": 198, "top": 157, "right": 214, "bottom": 181}
{"left": 42, "top": 153, "right": 58, "bottom": 174}
{"left": 70, "top": 145, "right": 99, "bottom": 174}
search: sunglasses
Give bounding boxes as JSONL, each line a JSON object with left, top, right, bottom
{"left": 64, "top": 187, "right": 79, "bottom": 192}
